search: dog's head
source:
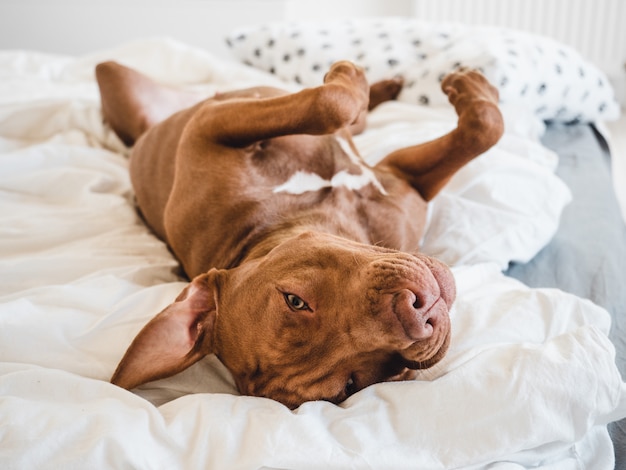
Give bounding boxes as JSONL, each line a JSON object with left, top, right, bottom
{"left": 111, "top": 231, "right": 455, "bottom": 408}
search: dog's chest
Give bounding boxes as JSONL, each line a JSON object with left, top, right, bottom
{"left": 270, "top": 136, "right": 387, "bottom": 196}
{"left": 241, "top": 134, "right": 428, "bottom": 251}
{"left": 245, "top": 134, "right": 383, "bottom": 196}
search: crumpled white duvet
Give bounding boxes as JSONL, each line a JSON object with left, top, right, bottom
{"left": 0, "top": 38, "right": 624, "bottom": 470}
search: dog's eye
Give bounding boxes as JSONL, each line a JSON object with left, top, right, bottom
{"left": 284, "top": 293, "right": 309, "bottom": 311}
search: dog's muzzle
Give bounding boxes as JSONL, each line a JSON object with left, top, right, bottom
{"left": 365, "top": 251, "right": 455, "bottom": 365}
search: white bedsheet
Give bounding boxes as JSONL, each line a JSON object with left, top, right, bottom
{"left": 1, "top": 38, "right": 625, "bottom": 469}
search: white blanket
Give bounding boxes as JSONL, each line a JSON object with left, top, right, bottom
{"left": 1, "top": 38, "right": 625, "bottom": 469}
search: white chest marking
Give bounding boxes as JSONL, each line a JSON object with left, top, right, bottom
{"left": 273, "top": 137, "right": 388, "bottom": 195}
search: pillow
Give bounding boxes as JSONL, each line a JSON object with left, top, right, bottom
{"left": 226, "top": 18, "right": 620, "bottom": 123}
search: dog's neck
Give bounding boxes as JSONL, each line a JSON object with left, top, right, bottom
{"left": 240, "top": 210, "right": 370, "bottom": 263}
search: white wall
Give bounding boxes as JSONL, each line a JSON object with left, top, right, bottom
{"left": 0, "top": 0, "right": 287, "bottom": 58}
{"left": 285, "top": 0, "right": 411, "bottom": 20}
{"left": 0, "top": 0, "right": 412, "bottom": 58}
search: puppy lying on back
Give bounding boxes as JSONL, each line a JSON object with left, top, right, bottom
{"left": 96, "top": 60, "right": 503, "bottom": 408}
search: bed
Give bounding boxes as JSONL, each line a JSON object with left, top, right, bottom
{"left": 1, "top": 18, "right": 626, "bottom": 469}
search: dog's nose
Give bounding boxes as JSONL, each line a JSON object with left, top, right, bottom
{"left": 392, "top": 288, "right": 442, "bottom": 340}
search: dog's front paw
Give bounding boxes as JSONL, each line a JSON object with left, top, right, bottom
{"left": 323, "top": 61, "right": 369, "bottom": 109}
{"left": 311, "top": 61, "right": 370, "bottom": 131}
{"left": 324, "top": 61, "right": 367, "bottom": 87}
{"left": 442, "top": 69, "right": 504, "bottom": 151}
{"left": 441, "top": 69, "right": 499, "bottom": 114}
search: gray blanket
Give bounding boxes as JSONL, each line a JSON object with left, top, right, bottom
{"left": 506, "top": 122, "right": 626, "bottom": 467}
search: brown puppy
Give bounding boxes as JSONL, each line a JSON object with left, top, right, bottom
{"left": 96, "top": 60, "right": 503, "bottom": 408}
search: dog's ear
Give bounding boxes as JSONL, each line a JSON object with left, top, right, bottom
{"left": 111, "top": 270, "right": 221, "bottom": 390}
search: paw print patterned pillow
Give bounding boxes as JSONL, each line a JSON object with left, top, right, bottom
{"left": 226, "top": 18, "right": 620, "bottom": 123}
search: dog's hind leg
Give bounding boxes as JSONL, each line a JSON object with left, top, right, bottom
{"left": 376, "top": 69, "right": 504, "bottom": 201}
{"left": 348, "top": 76, "right": 405, "bottom": 136}
{"left": 95, "top": 61, "right": 205, "bottom": 146}
{"left": 368, "top": 77, "right": 404, "bottom": 111}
